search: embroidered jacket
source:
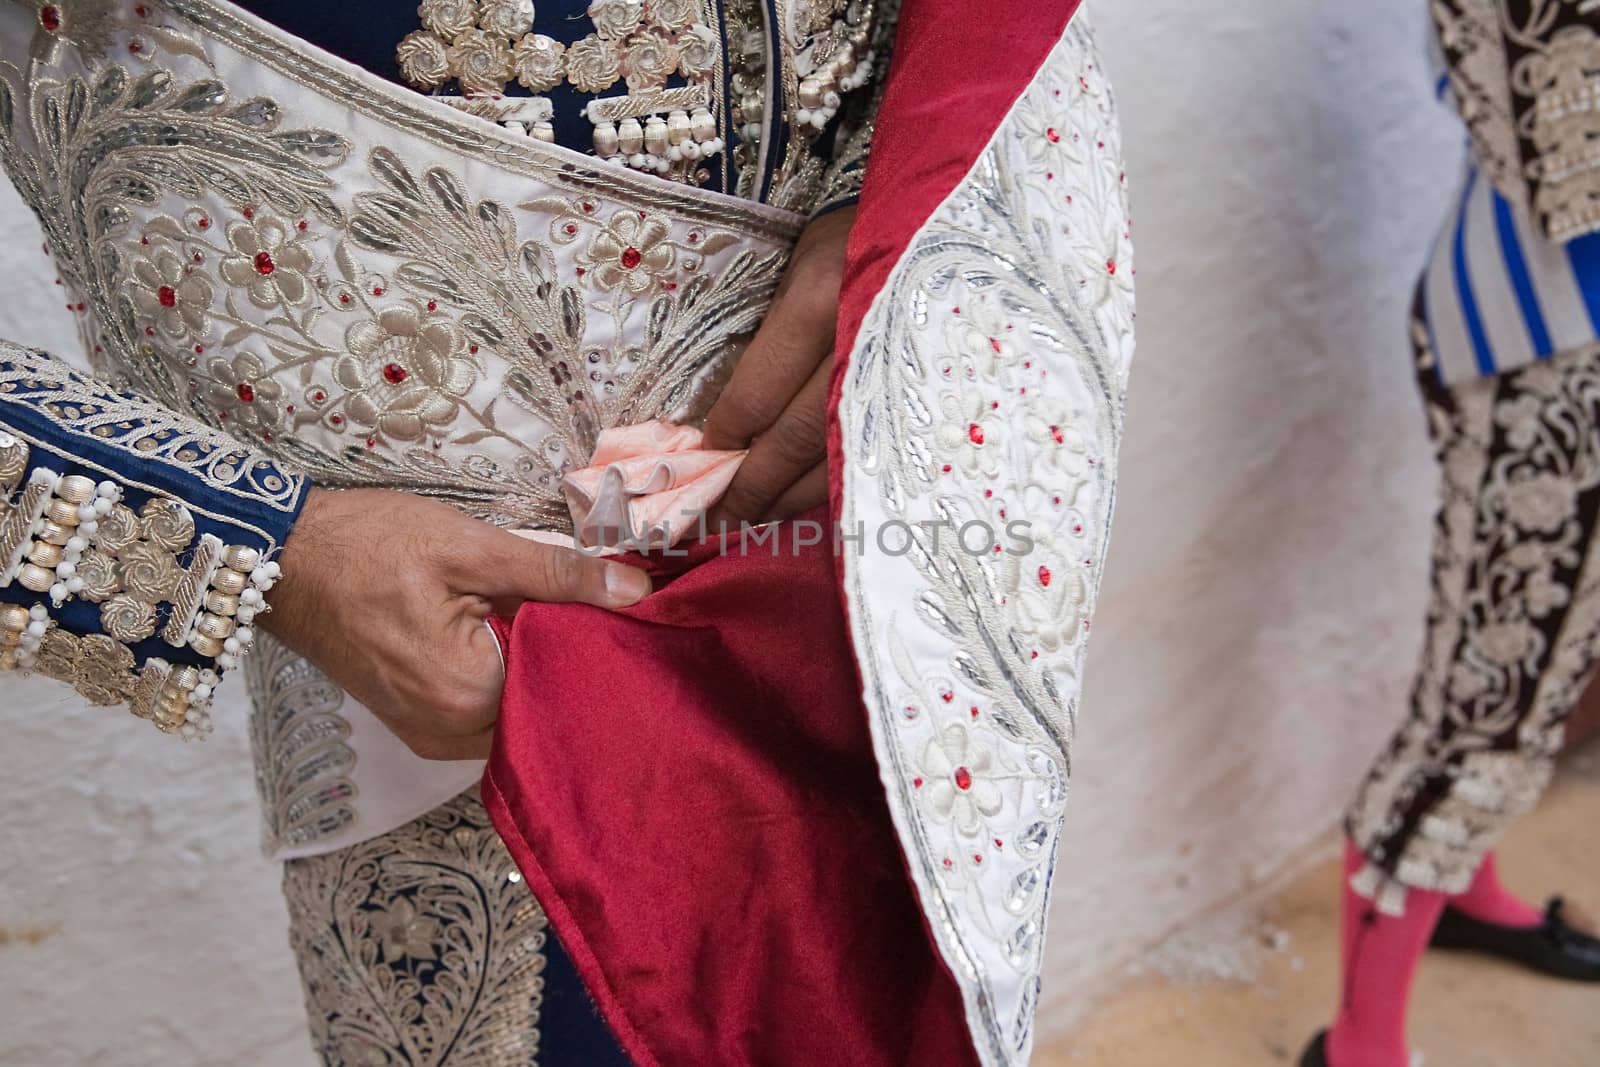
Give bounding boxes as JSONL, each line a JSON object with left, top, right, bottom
{"left": 0, "top": 343, "right": 305, "bottom": 735}
{"left": 0, "top": 0, "right": 887, "bottom": 852}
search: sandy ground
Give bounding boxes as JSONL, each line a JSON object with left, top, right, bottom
{"left": 1037, "top": 739, "right": 1600, "bottom": 1067}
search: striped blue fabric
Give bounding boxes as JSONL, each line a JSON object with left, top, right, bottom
{"left": 1420, "top": 154, "right": 1600, "bottom": 386}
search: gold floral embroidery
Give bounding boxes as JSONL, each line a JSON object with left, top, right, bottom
{"left": 395, "top": 0, "right": 731, "bottom": 184}
{"left": 130, "top": 247, "right": 212, "bottom": 343}
{"left": 283, "top": 789, "right": 547, "bottom": 1066}
{"left": 335, "top": 307, "right": 479, "bottom": 440}
{"left": 586, "top": 210, "right": 675, "bottom": 292}
{"left": 31, "top": 626, "right": 137, "bottom": 706}
{"left": 218, "top": 217, "right": 315, "bottom": 308}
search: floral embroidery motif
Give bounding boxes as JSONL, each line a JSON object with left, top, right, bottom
{"left": 837, "top": 18, "right": 1132, "bottom": 1064}
{"left": 283, "top": 789, "right": 547, "bottom": 1066}
{"left": 921, "top": 724, "right": 1006, "bottom": 837}
{"left": 1347, "top": 309, "right": 1600, "bottom": 908}
{"left": 586, "top": 210, "right": 676, "bottom": 292}
{"left": 130, "top": 247, "right": 211, "bottom": 342}
{"left": 336, "top": 308, "right": 479, "bottom": 440}
{"left": 219, "top": 217, "right": 314, "bottom": 308}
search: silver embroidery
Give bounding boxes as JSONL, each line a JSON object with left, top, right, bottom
{"left": 1347, "top": 318, "right": 1600, "bottom": 906}
{"left": 247, "top": 631, "right": 357, "bottom": 854}
{"left": 283, "top": 789, "right": 547, "bottom": 1066}
{"left": 837, "top": 16, "right": 1132, "bottom": 1065}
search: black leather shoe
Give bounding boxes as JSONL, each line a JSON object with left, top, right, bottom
{"left": 1298, "top": 1030, "right": 1329, "bottom": 1067}
{"left": 1430, "top": 897, "right": 1600, "bottom": 981}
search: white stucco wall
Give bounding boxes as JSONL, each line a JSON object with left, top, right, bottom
{"left": 0, "top": 2, "right": 1460, "bottom": 1063}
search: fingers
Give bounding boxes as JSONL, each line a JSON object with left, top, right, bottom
{"left": 702, "top": 256, "right": 841, "bottom": 453}
{"left": 714, "top": 357, "right": 832, "bottom": 524}
{"left": 456, "top": 524, "right": 651, "bottom": 610}
{"left": 374, "top": 613, "right": 502, "bottom": 761}
{"left": 767, "top": 463, "right": 829, "bottom": 521}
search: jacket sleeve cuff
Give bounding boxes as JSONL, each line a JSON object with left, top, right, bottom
{"left": 0, "top": 343, "right": 309, "bottom": 738}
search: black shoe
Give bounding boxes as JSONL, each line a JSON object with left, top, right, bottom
{"left": 1298, "top": 1030, "right": 1329, "bottom": 1067}
{"left": 1430, "top": 897, "right": 1600, "bottom": 981}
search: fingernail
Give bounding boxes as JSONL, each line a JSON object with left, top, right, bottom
{"left": 604, "top": 563, "right": 651, "bottom": 605}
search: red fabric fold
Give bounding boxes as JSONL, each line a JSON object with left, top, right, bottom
{"left": 482, "top": 513, "right": 977, "bottom": 1067}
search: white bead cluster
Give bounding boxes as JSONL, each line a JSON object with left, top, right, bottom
{"left": 0, "top": 602, "right": 48, "bottom": 672}
{"left": 187, "top": 543, "right": 278, "bottom": 672}
{"left": 14, "top": 473, "right": 121, "bottom": 607}
{"left": 591, "top": 105, "right": 723, "bottom": 176}
{"left": 151, "top": 662, "right": 219, "bottom": 741}
{"left": 794, "top": 36, "right": 874, "bottom": 133}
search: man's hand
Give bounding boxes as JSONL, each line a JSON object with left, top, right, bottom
{"left": 261, "top": 488, "right": 651, "bottom": 760}
{"left": 701, "top": 206, "right": 854, "bottom": 523}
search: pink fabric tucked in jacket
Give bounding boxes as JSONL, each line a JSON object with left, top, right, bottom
{"left": 561, "top": 423, "right": 744, "bottom": 549}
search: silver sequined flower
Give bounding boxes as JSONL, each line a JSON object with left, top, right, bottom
{"left": 396, "top": 30, "right": 452, "bottom": 90}
{"left": 478, "top": 0, "right": 534, "bottom": 38}
{"left": 335, "top": 308, "right": 478, "bottom": 441}
{"left": 446, "top": 28, "right": 513, "bottom": 96}
{"left": 622, "top": 25, "right": 680, "bottom": 92}
{"left": 588, "top": 211, "right": 675, "bottom": 293}
{"left": 512, "top": 32, "right": 566, "bottom": 91}
{"left": 418, "top": 0, "right": 479, "bottom": 39}
{"left": 219, "top": 218, "right": 314, "bottom": 308}
{"left": 129, "top": 247, "right": 212, "bottom": 342}
{"left": 565, "top": 33, "right": 620, "bottom": 92}
{"left": 587, "top": 0, "right": 644, "bottom": 39}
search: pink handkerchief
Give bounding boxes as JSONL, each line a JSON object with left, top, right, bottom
{"left": 561, "top": 422, "right": 746, "bottom": 549}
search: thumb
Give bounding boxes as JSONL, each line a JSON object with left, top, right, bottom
{"left": 460, "top": 526, "right": 652, "bottom": 612}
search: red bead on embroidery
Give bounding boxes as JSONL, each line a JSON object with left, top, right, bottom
{"left": 156, "top": 285, "right": 177, "bottom": 308}
{"left": 620, "top": 246, "right": 642, "bottom": 269}
{"left": 954, "top": 767, "right": 972, "bottom": 790}
{"left": 236, "top": 382, "right": 255, "bottom": 403}
{"left": 382, "top": 363, "right": 409, "bottom": 384}
{"left": 253, "top": 251, "right": 274, "bottom": 275}
{"left": 1046, "top": 127, "right": 1060, "bottom": 143}
{"left": 39, "top": 6, "right": 60, "bottom": 31}
{"left": 968, "top": 423, "right": 985, "bottom": 445}
{"left": 1038, "top": 566, "right": 1051, "bottom": 587}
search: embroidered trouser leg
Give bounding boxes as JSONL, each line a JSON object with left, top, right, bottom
{"left": 1346, "top": 307, "right": 1600, "bottom": 904}
{"left": 282, "top": 789, "right": 551, "bottom": 1066}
